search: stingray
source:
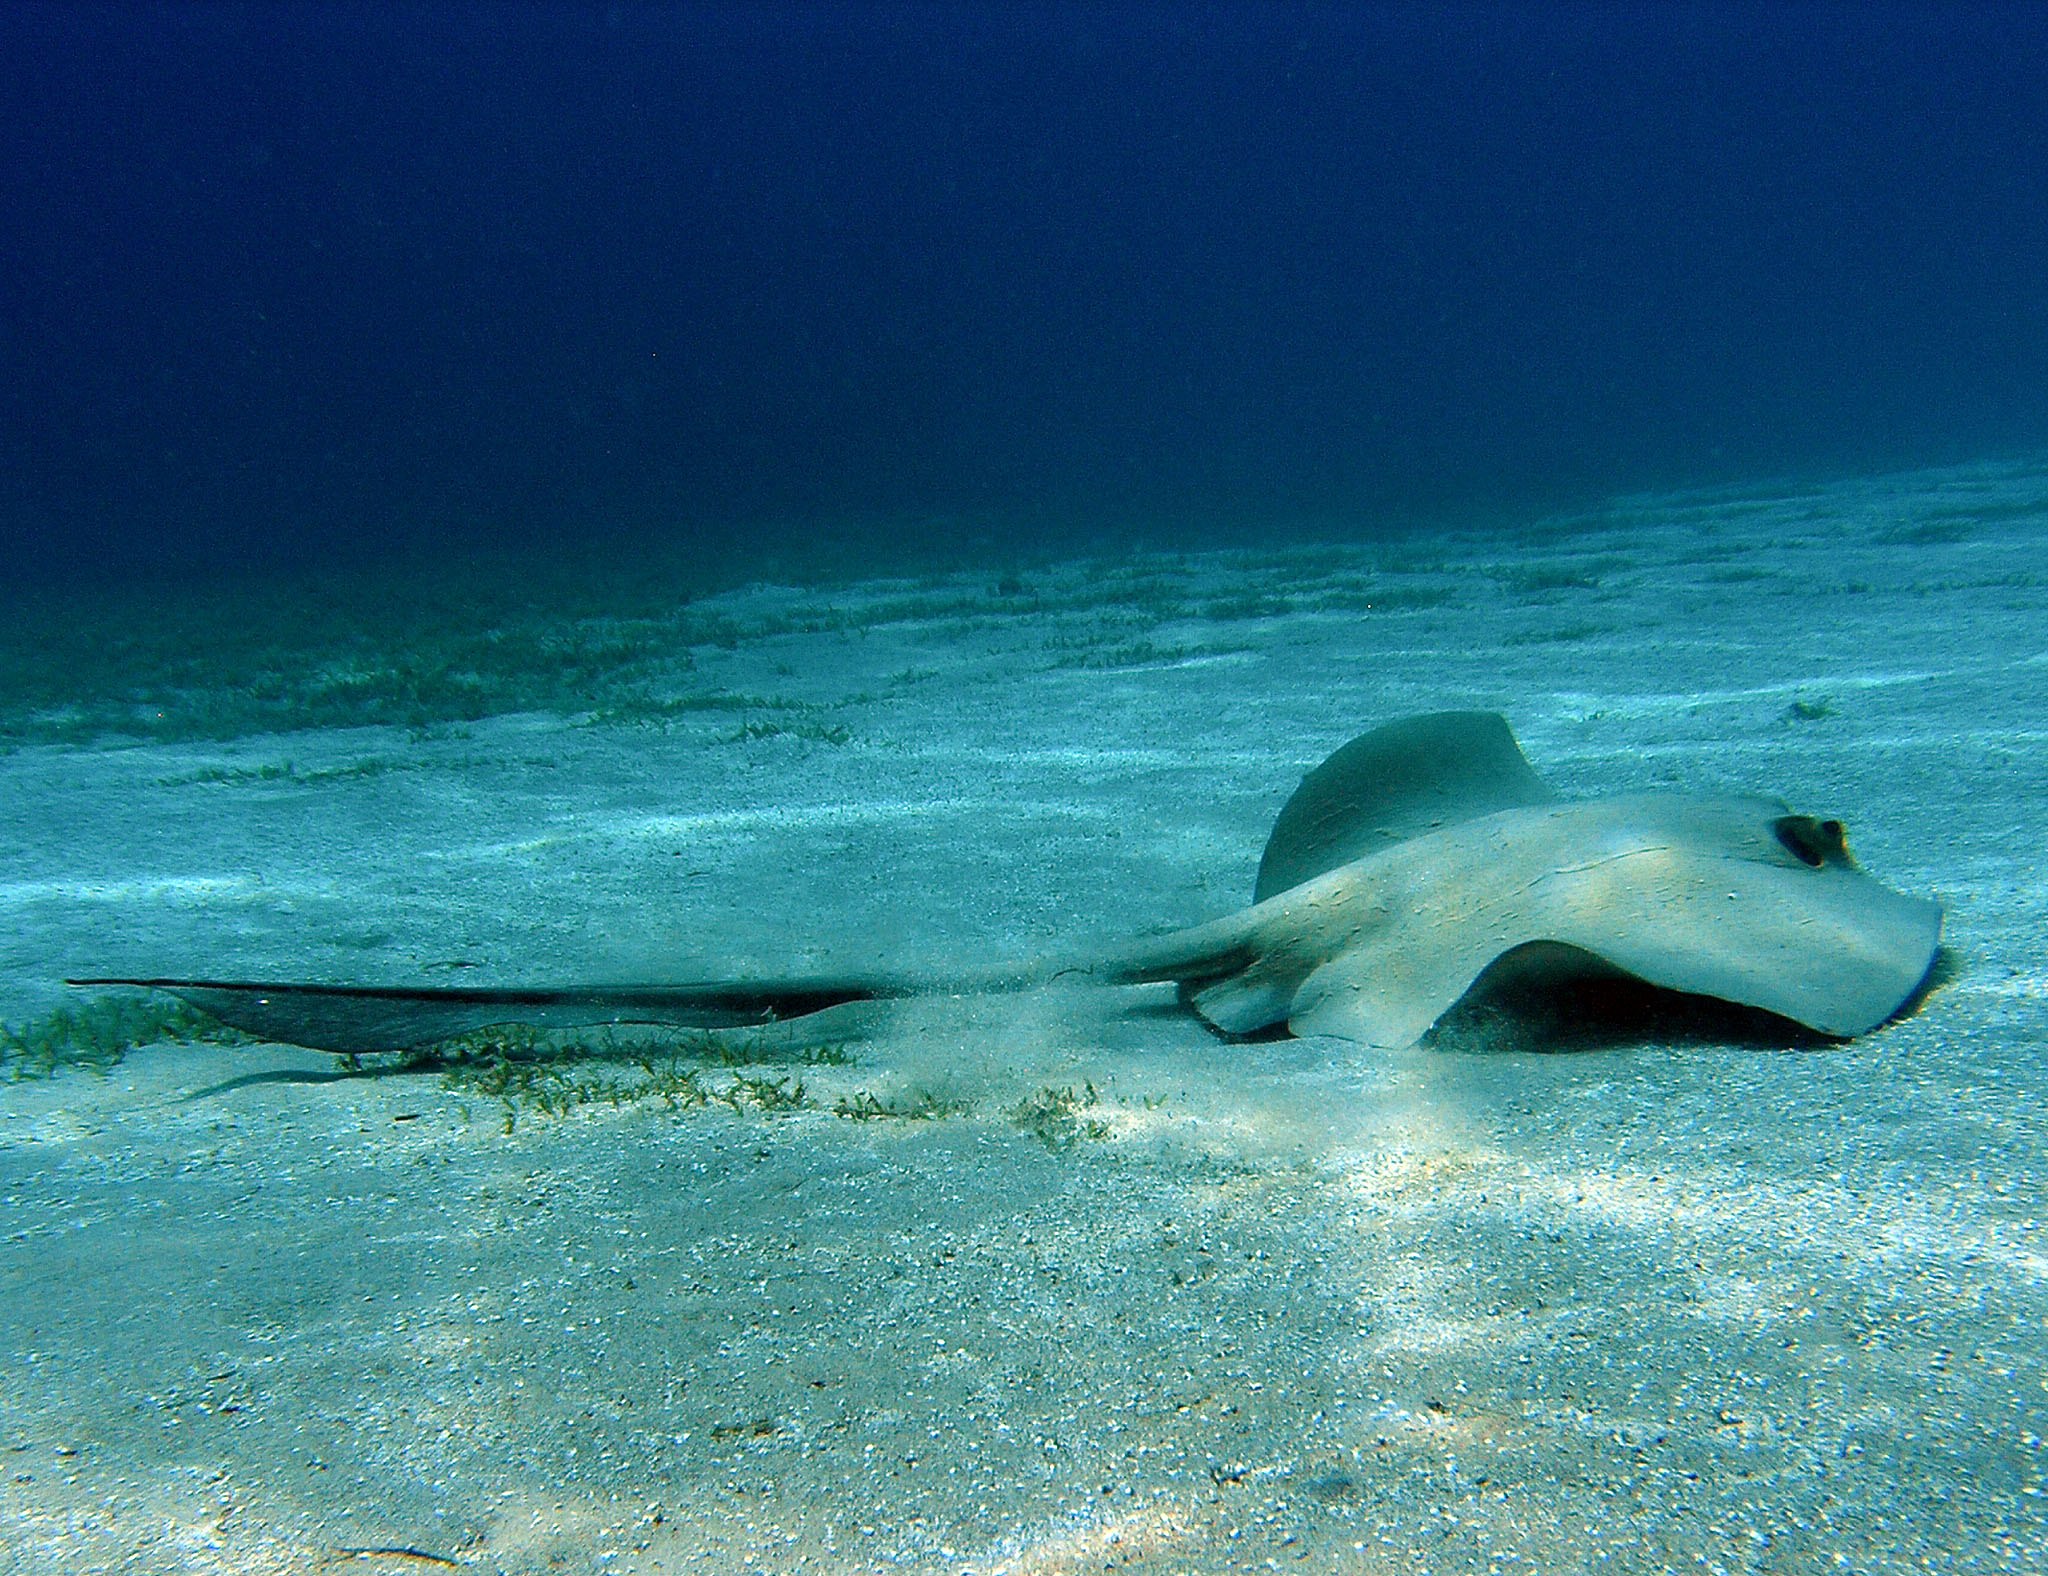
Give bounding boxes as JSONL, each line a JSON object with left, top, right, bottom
{"left": 72, "top": 712, "right": 1942, "bottom": 1054}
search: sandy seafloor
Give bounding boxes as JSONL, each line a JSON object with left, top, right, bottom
{"left": 2, "top": 462, "right": 2045, "bottom": 1575}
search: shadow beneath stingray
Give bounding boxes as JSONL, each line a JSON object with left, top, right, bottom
{"left": 1182, "top": 941, "right": 1960, "bottom": 1056}
{"left": 175, "top": 1018, "right": 843, "bottom": 1101}
{"left": 181, "top": 1066, "right": 362, "bottom": 1100}
{"left": 1421, "top": 941, "right": 1958, "bottom": 1055}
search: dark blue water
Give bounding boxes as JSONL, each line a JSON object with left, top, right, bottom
{"left": 5, "top": 1, "right": 2046, "bottom": 583}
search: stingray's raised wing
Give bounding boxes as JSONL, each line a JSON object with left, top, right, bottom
{"left": 1253, "top": 710, "right": 1556, "bottom": 901}
{"left": 66, "top": 977, "right": 899, "bottom": 1053}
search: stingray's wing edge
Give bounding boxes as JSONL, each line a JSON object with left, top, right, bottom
{"left": 65, "top": 977, "right": 904, "bottom": 1054}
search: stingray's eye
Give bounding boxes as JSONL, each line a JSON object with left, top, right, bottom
{"left": 1774, "top": 814, "right": 1849, "bottom": 868}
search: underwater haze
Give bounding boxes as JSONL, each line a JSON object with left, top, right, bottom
{"left": 5, "top": 1, "right": 2048, "bottom": 580}
{"left": 4, "top": 6, "right": 2048, "bottom": 1576}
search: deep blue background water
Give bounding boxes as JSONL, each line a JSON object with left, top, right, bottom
{"left": 5, "top": 2, "right": 2047, "bottom": 583}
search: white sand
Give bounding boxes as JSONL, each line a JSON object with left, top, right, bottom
{"left": 2, "top": 460, "right": 2044, "bottom": 1573}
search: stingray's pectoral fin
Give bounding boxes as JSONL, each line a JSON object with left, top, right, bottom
{"left": 1163, "top": 945, "right": 1491, "bottom": 1049}
{"left": 1086, "top": 913, "right": 1298, "bottom": 1035}
{"left": 1180, "top": 972, "right": 1303, "bottom": 1037}
{"left": 65, "top": 977, "right": 901, "bottom": 1054}
{"left": 1280, "top": 931, "right": 1509, "bottom": 1049}
{"left": 1109, "top": 908, "right": 1500, "bottom": 1049}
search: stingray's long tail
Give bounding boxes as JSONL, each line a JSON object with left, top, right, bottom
{"left": 67, "top": 909, "right": 1263, "bottom": 1055}
{"left": 63, "top": 976, "right": 912, "bottom": 1054}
